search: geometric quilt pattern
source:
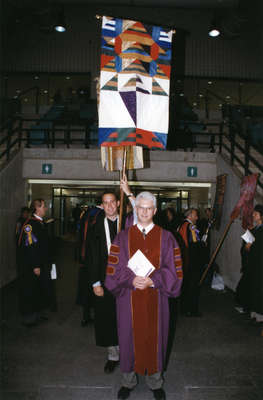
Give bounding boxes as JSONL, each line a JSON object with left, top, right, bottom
{"left": 99, "top": 16, "right": 173, "bottom": 149}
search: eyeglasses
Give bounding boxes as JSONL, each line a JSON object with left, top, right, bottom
{"left": 136, "top": 206, "right": 155, "bottom": 211}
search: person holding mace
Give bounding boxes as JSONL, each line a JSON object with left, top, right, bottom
{"left": 89, "top": 178, "right": 135, "bottom": 374}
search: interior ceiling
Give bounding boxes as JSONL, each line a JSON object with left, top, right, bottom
{"left": 55, "top": 0, "right": 238, "bottom": 7}
{"left": 5, "top": 0, "right": 239, "bottom": 8}
{"left": 4, "top": 0, "right": 260, "bottom": 40}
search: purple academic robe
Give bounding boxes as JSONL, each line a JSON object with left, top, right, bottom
{"left": 105, "top": 225, "right": 183, "bottom": 374}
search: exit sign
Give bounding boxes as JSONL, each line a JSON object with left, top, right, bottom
{"left": 42, "top": 164, "right": 53, "bottom": 174}
{"left": 187, "top": 166, "right": 197, "bottom": 177}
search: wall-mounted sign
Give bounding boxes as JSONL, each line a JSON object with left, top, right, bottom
{"left": 187, "top": 166, "right": 197, "bottom": 177}
{"left": 42, "top": 164, "right": 52, "bottom": 174}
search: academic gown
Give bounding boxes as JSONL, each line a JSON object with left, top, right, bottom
{"left": 178, "top": 220, "right": 205, "bottom": 314}
{"left": 89, "top": 213, "right": 121, "bottom": 347}
{"left": 105, "top": 225, "right": 183, "bottom": 374}
{"left": 246, "top": 225, "right": 263, "bottom": 314}
{"left": 18, "top": 217, "right": 53, "bottom": 315}
{"left": 76, "top": 207, "right": 102, "bottom": 308}
{"left": 235, "top": 230, "right": 255, "bottom": 310}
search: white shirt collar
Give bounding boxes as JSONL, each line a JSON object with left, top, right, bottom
{"left": 137, "top": 222, "right": 154, "bottom": 235}
{"left": 186, "top": 218, "right": 195, "bottom": 227}
{"left": 33, "top": 213, "right": 43, "bottom": 221}
{"left": 106, "top": 214, "right": 119, "bottom": 222}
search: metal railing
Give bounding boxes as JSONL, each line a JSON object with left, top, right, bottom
{"left": 0, "top": 116, "right": 262, "bottom": 193}
{"left": 220, "top": 126, "right": 263, "bottom": 190}
{"left": 0, "top": 116, "right": 96, "bottom": 165}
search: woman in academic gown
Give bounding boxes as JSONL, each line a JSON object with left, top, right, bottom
{"left": 246, "top": 204, "right": 263, "bottom": 324}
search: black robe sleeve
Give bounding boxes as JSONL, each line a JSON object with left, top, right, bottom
{"left": 89, "top": 215, "right": 108, "bottom": 285}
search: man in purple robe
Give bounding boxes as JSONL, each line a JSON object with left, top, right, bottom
{"left": 105, "top": 192, "right": 183, "bottom": 400}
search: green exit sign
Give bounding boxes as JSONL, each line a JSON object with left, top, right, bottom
{"left": 42, "top": 164, "right": 53, "bottom": 174}
{"left": 187, "top": 166, "right": 197, "bottom": 177}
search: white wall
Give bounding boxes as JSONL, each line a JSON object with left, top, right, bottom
{"left": 22, "top": 148, "right": 217, "bottom": 183}
{"left": 211, "top": 154, "right": 244, "bottom": 291}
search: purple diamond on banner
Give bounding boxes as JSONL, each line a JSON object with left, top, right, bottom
{"left": 120, "top": 91, "right": 136, "bottom": 125}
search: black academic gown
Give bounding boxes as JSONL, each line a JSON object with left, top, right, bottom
{"left": 246, "top": 225, "right": 263, "bottom": 314}
{"left": 235, "top": 233, "right": 253, "bottom": 310}
{"left": 178, "top": 220, "right": 206, "bottom": 315}
{"left": 89, "top": 213, "right": 124, "bottom": 347}
{"left": 18, "top": 217, "right": 53, "bottom": 315}
{"left": 76, "top": 207, "right": 102, "bottom": 309}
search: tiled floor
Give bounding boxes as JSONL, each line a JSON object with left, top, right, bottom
{"left": 1, "top": 240, "right": 263, "bottom": 399}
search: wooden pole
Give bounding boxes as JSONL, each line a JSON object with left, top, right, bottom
{"left": 199, "top": 219, "right": 234, "bottom": 286}
{"left": 118, "top": 147, "right": 127, "bottom": 232}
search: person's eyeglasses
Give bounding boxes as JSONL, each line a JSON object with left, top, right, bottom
{"left": 136, "top": 206, "right": 154, "bottom": 211}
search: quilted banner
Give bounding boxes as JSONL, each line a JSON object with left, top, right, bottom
{"left": 99, "top": 16, "right": 173, "bottom": 150}
{"left": 230, "top": 173, "right": 259, "bottom": 229}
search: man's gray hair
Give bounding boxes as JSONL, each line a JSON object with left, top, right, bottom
{"left": 184, "top": 207, "right": 198, "bottom": 218}
{"left": 135, "top": 191, "right": 157, "bottom": 208}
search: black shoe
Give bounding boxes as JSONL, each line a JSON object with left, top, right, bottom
{"left": 251, "top": 319, "right": 263, "bottom": 327}
{"left": 117, "top": 386, "right": 132, "bottom": 399}
{"left": 81, "top": 317, "right": 94, "bottom": 327}
{"left": 39, "top": 315, "right": 49, "bottom": 321}
{"left": 22, "top": 321, "right": 38, "bottom": 327}
{"left": 191, "top": 311, "right": 203, "bottom": 317}
{"left": 185, "top": 311, "right": 202, "bottom": 318}
{"left": 152, "top": 388, "right": 166, "bottom": 400}
{"left": 104, "top": 360, "right": 119, "bottom": 374}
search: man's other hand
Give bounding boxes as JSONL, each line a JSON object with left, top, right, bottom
{"left": 133, "top": 276, "right": 153, "bottom": 290}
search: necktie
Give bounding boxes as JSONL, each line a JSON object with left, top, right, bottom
{"left": 142, "top": 228, "right": 146, "bottom": 239}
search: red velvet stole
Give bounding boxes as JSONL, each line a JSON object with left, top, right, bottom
{"left": 129, "top": 225, "right": 162, "bottom": 375}
{"left": 178, "top": 221, "right": 189, "bottom": 247}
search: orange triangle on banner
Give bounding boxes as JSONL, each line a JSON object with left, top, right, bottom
{"left": 158, "top": 64, "right": 171, "bottom": 78}
{"left": 101, "top": 54, "right": 115, "bottom": 69}
{"left": 132, "top": 21, "right": 149, "bottom": 33}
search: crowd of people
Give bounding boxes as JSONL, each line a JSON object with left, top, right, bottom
{"left": 15, "top": 180, "right": 263, "bottom": 400}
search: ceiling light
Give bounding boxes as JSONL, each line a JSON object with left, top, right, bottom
{"left": 208, "top": 17, "right": 221, "bottom": 37}
{"left": 209, "top": 28, "right": 220, "bottom": 37}
{"left": 54, "top": 9, "right": 67, "bottom": 32}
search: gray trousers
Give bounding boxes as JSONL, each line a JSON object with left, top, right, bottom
{"left": 122, "top": 371, "right": 163, "bottom": 390}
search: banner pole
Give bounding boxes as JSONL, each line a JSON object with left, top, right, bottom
{"left": 118, "top": 147, "right": 127, "bottom": 232}
{"left": 199, "top": 219, "right": 234, "bottom": 286}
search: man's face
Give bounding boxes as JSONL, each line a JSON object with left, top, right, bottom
{"left": 102, "top": 193, "right": 119, "bottom": 218}
{"left": 206, "top": 209, "right": 212, "bottom": 219}
{"left": 36, "top": 201, "right": 47, "bottom": 218}
{"left": 22, "top": 210, "right": 29, "bottom": 219}
{"left": 189, "top": 210, "right": 198, "bottom": 224}
{"left": 136, "top": 198, "right": 156, "bottom": 227}
{"left": 252, "top": 210, "right": 262, "bottom": 225}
